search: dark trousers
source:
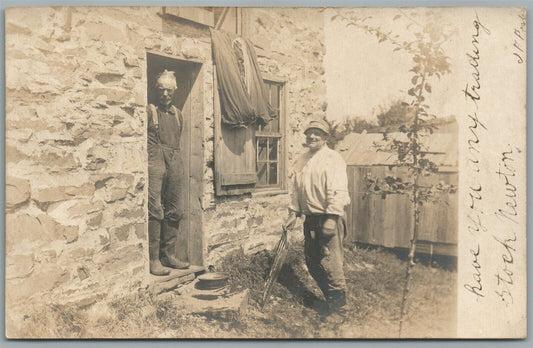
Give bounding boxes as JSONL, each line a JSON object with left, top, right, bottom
{"left": 148, "top": 144, "right": 184, "bottom": 259}
{"left": 303, "top": 215, "right": 347, "bottom": 303}
{"left": 148, "top": 144, "right": 184, "bottom": 222}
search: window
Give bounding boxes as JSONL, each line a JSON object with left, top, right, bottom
{"left": 256, "top": 80, "right": 284, "bottom": 189}
{"left": 214, "top": 78, "right": 286, "bottom": 196}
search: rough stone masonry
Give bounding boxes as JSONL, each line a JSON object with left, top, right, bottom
{"left": 5, "top": 6, "right": 327, "bottom": 334}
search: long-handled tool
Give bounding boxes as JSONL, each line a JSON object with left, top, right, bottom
{"left": 261, "top": 227, "right": 289, "bottom": 309}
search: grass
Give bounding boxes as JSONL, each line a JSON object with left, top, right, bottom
{"left": 14, "top": 242, "right": 456, "bottom": 338}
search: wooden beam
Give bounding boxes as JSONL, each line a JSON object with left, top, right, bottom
{"left": 220, "top": 172, "right": 257, "bottom": 186}
{"left": 215, "top": 7, "right": 230, "bottom": 30}
{"left": 213, "top": 64, "right": 223, "bottom": 196}
{"left": 189, "top": 64, "right": 205, "bottom": 266}
{"left": 146, "top": 49, "right": 204, "bottom": 65}
{"left": 237, "top": 7, "right": 243, "bottom": 36}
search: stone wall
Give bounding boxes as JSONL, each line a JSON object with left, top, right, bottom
{"left": 5, "top": 7, "right": 212, "bottom": 315}
{"left": 5, "top": 6, "right": 326, "bottom": 331}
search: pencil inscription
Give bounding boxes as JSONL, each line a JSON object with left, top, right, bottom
{"left": 494, "top": 146, "right": 518, "bottom": 305}
{"left": 512, "top": 13, "right": 526, "bottom": 64}
{"left": 463, "top": 12, "right": 490, "bottom": 299}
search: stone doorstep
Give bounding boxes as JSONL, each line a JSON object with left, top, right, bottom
{"left": 152, "top": 269, "right": 251, "bottom": 320}
{"left": 149, "top": 265, "right": 205, "bottom": 295}
{"left": 180, "top": 288, "right": 250, "bottom": 320}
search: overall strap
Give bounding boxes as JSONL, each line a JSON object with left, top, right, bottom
{"left": 170, "top": 105, "right": 183, "bottom": 135}
{"left": 149, "top": 104, "right": 158, "bottom": 126}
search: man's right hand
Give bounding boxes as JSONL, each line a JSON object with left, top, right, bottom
{"left": 283, "top": 211, "right": 298, "bottom": 231}
{"left": 322, "top": 216, "right": 337, "bottom": 240}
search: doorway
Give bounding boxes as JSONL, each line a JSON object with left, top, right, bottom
{"left": 146, "top": 51, "right": 204, "bottom": 267}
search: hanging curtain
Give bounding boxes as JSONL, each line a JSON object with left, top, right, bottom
{"left": 210, "top": 28, "right": 275, "bottom": 128}
{"left": 236, "top": 37, "right": 275, "bottom": 126}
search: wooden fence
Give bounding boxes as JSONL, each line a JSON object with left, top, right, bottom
{"left": 345, "top": 166, "right": 458, "bottom": 256}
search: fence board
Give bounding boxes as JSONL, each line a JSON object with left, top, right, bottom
{"left": 346, "top": 166, "right": 457, "bottom": 256}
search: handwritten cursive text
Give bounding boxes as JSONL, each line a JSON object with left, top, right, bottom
{"left": 463, "top": 13, "right": 491, "bottom": 107}
{"left": 462, "top": 12, "right": 490, "bottom": 299}
{"left": 512, "top": 13, "right": 526, "bottom": 64}
{"left": 493, "top": 146, "right": 518, "bottom": 305}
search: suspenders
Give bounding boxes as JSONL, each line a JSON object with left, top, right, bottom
{"left": 150, "top": 104, "right": 159, "bottom": 126}
{"left": 149, "top": 104, "right": 182, "bottom": 130}
{"left": 148, "top": 104, "right": 183, "bottom": 145}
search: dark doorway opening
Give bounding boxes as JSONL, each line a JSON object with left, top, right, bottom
{"left": 146, "top": 51, "right": 204, "bottom": 269}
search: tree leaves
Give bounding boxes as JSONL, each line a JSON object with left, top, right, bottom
{"left": 409, "top": 65, "right": 421, "bottom": 73}
{"left": 335, "top": 11, "right": 455, "bottom": 205}
{"left": 364, "top": 174, "right": 413, "bottom": 197}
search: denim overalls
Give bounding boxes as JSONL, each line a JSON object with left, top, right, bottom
{"left": 147, "top": 104, "right": 185, "bottom": 223}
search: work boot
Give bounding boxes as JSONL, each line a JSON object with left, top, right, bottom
{"left": 148, "top": 219, "right": 170, "bottom": 276}
{"left": 327, "top": 290, "right": 347, "bottom": 316}
{"left": 160, "top": 219, "right": 190, "bottom": 269}
{"left": 161, "top": 255, "right": 190, "bottom": 269}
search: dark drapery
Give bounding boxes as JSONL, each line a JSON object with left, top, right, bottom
{"left": 237, "top": 36, "right": 275, "bottom": 125}
{"left": 210, "top": 28, "right": 275, "bottom": 128}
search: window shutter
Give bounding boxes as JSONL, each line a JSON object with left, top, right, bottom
{"left": 214, "top": 65, "right": 257, "bottom": 195}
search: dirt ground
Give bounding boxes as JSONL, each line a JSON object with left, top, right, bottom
{"left": 17, "top": 241, "right": 456, "bottom": 339}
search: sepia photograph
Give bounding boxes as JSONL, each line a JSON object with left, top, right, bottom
{"left": 4, "top": 5, "right": 527, "bottom": 339}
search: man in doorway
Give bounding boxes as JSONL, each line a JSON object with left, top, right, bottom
{"left": 283, "top": 119, "right": 351, "bottom": 315}
{"left": 147, "top": 70, "right": 189, "bottom": 276}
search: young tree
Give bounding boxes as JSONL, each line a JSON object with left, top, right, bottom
{"left": 332, "top": 9, "right": 456, "bottom": 336}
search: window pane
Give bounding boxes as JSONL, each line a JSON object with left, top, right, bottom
{"left": 269, "top": 84, "right": 280, "bottom": 132}
{"left": 269, "top": 117, "right": 279, "bottom": 133}
{"left": 269, "top": 138, "right": 278, "bottom": 160}
{"left": 257, "top": 138, "right": 268, "bottom": 161}
{"left": 256, "top": 80, "right": 284, "bottom": 189}
{"left": 269, "top": 163, "right": 278, "bottom": 185}
{"left": 262, "top": 83, "right": 272, "bottom": 132}
{"left": 257, "top": 163, "right": 267, "bottom": 185}
{"left": 270, "top": 84, "right": 279, "bottom": 110}
{"left": 263, "top": 119, "right": 272, "bottom": 132}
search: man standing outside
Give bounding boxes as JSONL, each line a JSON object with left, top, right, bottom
{"left": 147, "top": 70, "right": 189, "bottom": 276}
{"left": 283, "top": 119, "right": 351, "bottom": 314}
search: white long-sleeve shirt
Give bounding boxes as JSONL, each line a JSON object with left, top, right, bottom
{"left": 289, "top": 145, "right": 351, "bottom": 216}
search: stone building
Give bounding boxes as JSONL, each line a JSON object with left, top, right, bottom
{"left": 5, "top": 6, "right": 327, "bottom": 332}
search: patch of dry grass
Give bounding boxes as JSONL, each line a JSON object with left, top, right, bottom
{"left": 14, "top": 243, "right": 456, "bottom": 338}
{"left": 218, "top": 242, "right": 456, "bottom": 338}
